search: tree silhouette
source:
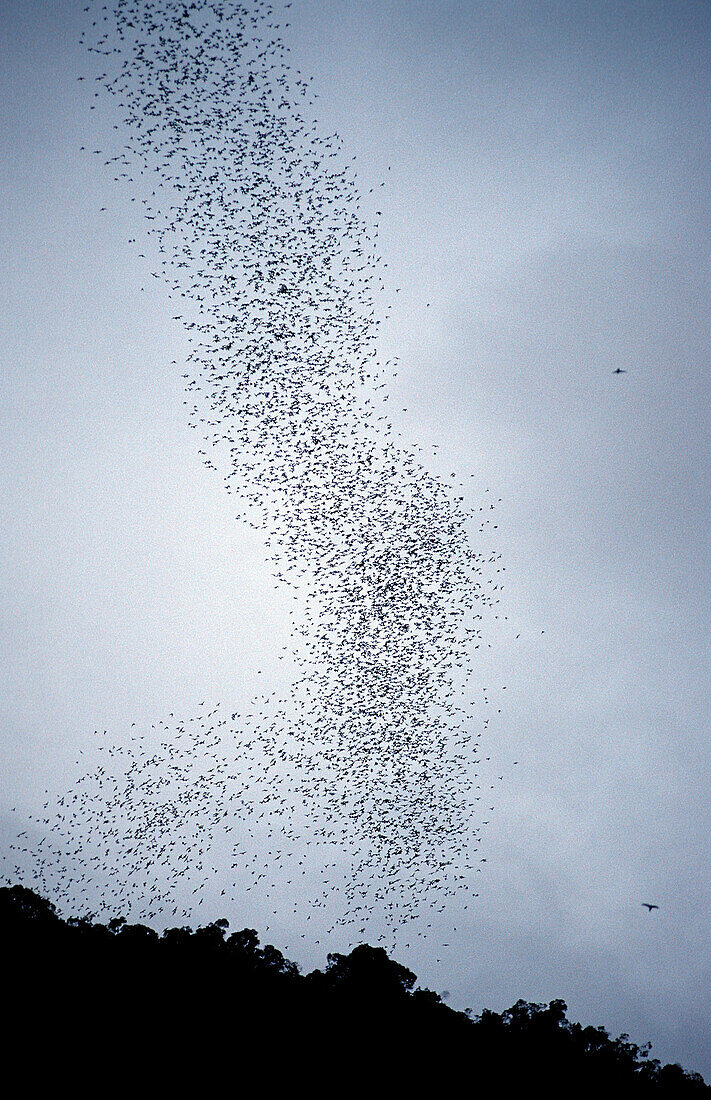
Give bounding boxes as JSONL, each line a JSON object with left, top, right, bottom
{"left": 1, "top": 884, "right": 707, "bottom": 1094}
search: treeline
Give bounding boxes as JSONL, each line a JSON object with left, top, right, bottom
{"left": 2, "top": 884, "right": 706, "bottom": 1093}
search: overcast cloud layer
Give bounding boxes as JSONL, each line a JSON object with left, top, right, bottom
{"left": 1, "top": 0, "right": 710, "bottom": 1079}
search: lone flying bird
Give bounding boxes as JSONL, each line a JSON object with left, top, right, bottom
{"left": 613, "top": 367, "right": 627, "bottom": 374}
{"left": 642, "top": 902, "right": 659, "bottom": 911}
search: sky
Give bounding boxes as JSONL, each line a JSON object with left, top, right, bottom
{"left": 2, "top": 0, "right": 710, "bottom": 1079}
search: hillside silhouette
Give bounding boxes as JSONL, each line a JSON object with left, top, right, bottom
{"left": 2, "top": 883, "right": 706, "bottom": 1094}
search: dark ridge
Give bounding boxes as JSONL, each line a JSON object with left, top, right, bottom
{"left": 2, "top": 884, "right": 706, "bottom": 1092}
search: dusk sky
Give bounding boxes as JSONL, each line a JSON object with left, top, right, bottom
{"left": 2, "top": 0, "right": 710, "bottom": 1079}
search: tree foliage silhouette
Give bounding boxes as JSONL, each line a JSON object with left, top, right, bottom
{"left": 1, "top": 884, "right": 706, "bottom": 1094}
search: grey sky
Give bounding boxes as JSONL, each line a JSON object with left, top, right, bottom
{"left": 2, "top": 0, "right": 710, "bottom": 1079}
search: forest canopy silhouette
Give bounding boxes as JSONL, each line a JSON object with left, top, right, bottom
{"left": 3, "top": 884, "right": 706, "bottom": 1092}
